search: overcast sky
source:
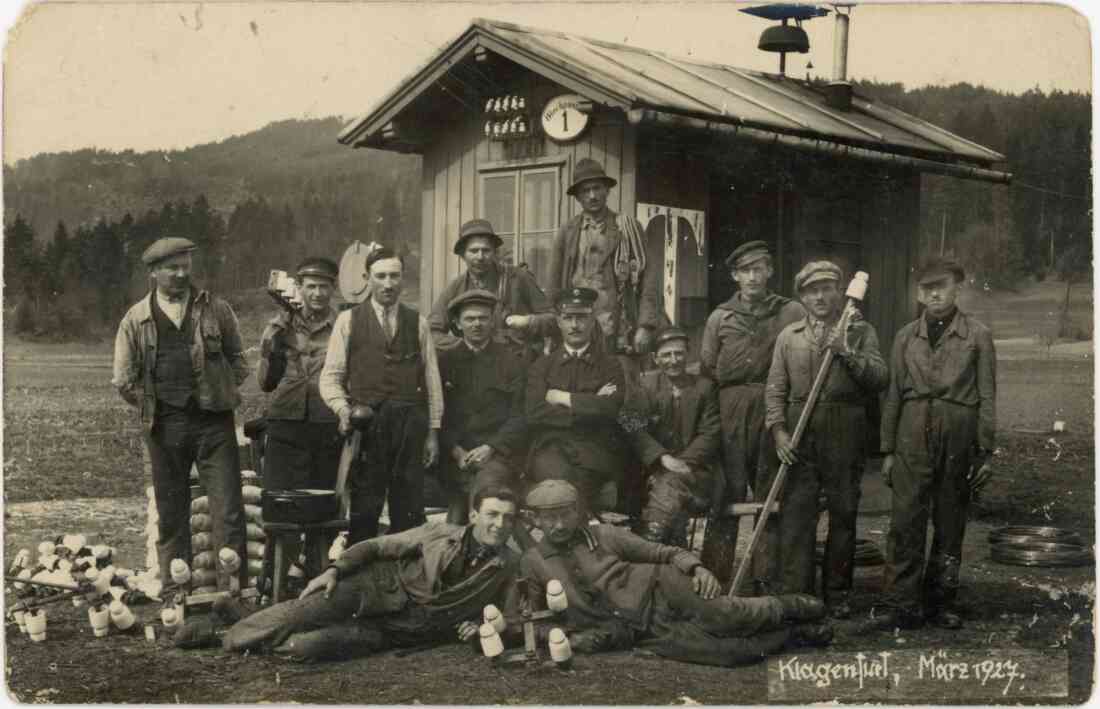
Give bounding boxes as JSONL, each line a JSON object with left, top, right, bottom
{"left": 2, "top": 1, "right": 1092, "bottom": 164}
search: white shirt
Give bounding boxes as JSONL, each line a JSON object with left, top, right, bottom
{"left": 319, "top": 298, "right": 443, "bottom": 429}
{"left": 156, "top": 291, "right": 189, "bottom": 329}
{"left": 562, "top": 342, "right": 592, "bottom": 358}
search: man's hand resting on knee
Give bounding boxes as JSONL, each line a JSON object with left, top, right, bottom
{"left": 300, "top": 568, "right": 339, "bottom": 600}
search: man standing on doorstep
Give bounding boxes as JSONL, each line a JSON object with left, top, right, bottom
{"left": 626, "top": 327, "right": 722, "bottom": 545}
{"left": 319, "top": 246, "right": 442, "bottom": 543}
{"left": 698, "top": 241, "right": 805, "bottom": 591}
{"left": 765, "top": 261, "right": 888, "bottom": 619}
{"left": 256, "top": 257, "right": 342, "bottom": 584}
{"left": 428, "top": 218, "right": 557, "bottom": 360}
{"left": 547, "top": 158, "right": 664, "bottom": 356}
{"left": 438, "top": 289, "right": 528, "bottom": 524}
{"left": 112, "top": 237, "right": 250, "bottom": 591}
{"left": 879, "top": 258, "right": 996, "bottom": 630}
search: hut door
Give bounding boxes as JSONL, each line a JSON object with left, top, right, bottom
{"left": 637, "top": 203, "right": 707, "bottom": 328}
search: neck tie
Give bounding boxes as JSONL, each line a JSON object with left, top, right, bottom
{"left": 383, "top": 306, "right": 395, "bottom": 343}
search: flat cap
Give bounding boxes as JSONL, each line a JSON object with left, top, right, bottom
{"left": 654, "top": 326, "right": 690, "bottom": 350}
{"left": 142, "top": 237, "right": 196, "bottom": 266}
{"left": 453, "top": 219, "right": 503, "bottom": 256}
{"left": 916, "top": 257, "right": 965, "bottom": 285}
{"left": 725, "top": 240, "right": 771, "bottom": 269}
{"left": 794, "top": 261, "right": 842, "bottom": 292}
{"left": 296, "top": 257, "right": 338, "bottom": 282}
{"left": 525, "top": 480, "right": 580, "bottom": 510}
{"left": 555, "top": 286, "right": 599, "bottom": 313}
{"left": 447, "top": 288, "right": 499, "bottom": 319}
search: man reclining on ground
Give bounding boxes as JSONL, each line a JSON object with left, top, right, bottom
{"left": 222, "top": 485, "right": 521, "bottom": 661}
{"left": 519, "top": 480, "right": 834, "bottom": 667}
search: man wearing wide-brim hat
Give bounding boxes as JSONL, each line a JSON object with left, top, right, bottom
{"left": 764, "top": 260, "right": 888, "bottom": 619}
{"left": 256, "top": 256, "right": 342, "bottom": 588}
{"left": 547, "top": 158, "right": 665, "bottom": 355}
{"left": 877, "top": 257, "right": 996, "bottom": 631}
{"left": 525, "top": 287, "right": 629, "bottom": 511}
{"left": 112, "top": 237, "right": 251, "bottom": 592}
{"left": 428, "top": 218, "right": 557, "bottom": 361}
{"left": 437, "top": 289, "right": 528, "bottom": 524}
{"left": 698, "top": 240, "right": 805, "bottom": 592}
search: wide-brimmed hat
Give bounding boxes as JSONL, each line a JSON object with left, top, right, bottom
{"left": 453, "top": 219, "right": 503, "bottom": 256}
{"left": 567, "top": 158, "right": 617, "bottom": 197}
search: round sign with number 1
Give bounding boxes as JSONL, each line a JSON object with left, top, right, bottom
{"left": 541, "top": 94, "right": 590, "bottom": 143}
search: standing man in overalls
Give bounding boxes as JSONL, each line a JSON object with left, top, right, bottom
{"left": 698, "top": 241, "right": 805, "bottom": 592}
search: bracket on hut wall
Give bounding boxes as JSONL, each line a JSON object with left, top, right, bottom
{"left": 637, "top": 203, "right": 706, "bottom": 325}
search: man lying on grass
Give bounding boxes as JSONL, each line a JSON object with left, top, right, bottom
{"left": 221, "top": 485, "right": 521, "bottom": 661}
{"left": 520, "top": 480, "right": 835, "bottom": 666}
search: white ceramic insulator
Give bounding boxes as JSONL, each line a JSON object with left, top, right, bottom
{"left": 546, "top": 579, "right": 568, "bottom": 612}
{"left": 846, "top": 271, "right": 869, "bottom": 301}
{"left": 109, "top": 600, "right": 135, "bottom": 630}
{"left": 170, "top": 559, "right": 192, "bottom": 585}
{"left": 25, "top": 610, "right": 47, "bottom": 641}
{"left": 548, "top": 627, "right": 572, "bottom": 663}
{"left": 89, "top": 606, "right": 111, "bottom": 636}
{"left": 483, "top": 604, "right": 506, "bottom": 634}
{"left": 479, "top": 623, "right": 504, "bottom": 658}
{"left": 218, "top": 548, "right": 241, "bottom": 573}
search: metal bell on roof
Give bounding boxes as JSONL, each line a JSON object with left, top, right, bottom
{"left": 758, "top": 23, "right": 810, "bottom": 53}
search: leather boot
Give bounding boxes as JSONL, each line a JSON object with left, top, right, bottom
{"left": 778, "top": 593, "right": 827, "bottom": 622}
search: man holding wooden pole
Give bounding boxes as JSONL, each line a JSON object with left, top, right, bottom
{"left": 764, "top": 262, "right": 888, "bottom": 618}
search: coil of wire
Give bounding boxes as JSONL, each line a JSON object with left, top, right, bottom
{"left": 989, "top": 526, "right": 1093, "bottom": 567}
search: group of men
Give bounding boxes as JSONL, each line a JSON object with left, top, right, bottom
{"left": 112, "top": 156, "right": 996, "bottom": 666}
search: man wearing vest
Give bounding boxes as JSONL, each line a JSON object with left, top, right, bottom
{"left": 627, "top": 327, "right": 722, "bottom": 545}
{"left": 526, "top": 287, "right": 628, "bottom": 511}
{"left": 765, "top": 261, "right": 889, "bottom": 619}
{"left": 257, "top": 256, "right": 342, "bottom": 585}
{"left": 428, "top": 218, "right": 557, "bottom": 360}
{"left": 438, "top": 290, "right": 528, "bottom": 524}
{"left": 699, "top": 241, "right": 805, "bottom": 592}
{"left": 112, "top": 237, "right": 251, "bottom": 591}
{"left": 547, "top": 159, "right": 664, "bottom": 356}
{"left": 319, "top": 247, "right": 443, "bottom": 543}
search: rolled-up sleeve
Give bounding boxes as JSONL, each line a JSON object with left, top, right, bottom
{"left": 319, "top": 310, "right": 353, "bottom": 418}
{"left": 419, "top": 316, "right": 444, "bottom": 429}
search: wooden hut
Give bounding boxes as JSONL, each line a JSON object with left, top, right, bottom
{"left": 338, "top": 18, "right": 1009, "bottom": 352}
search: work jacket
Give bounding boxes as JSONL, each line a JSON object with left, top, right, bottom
{"left": 257, "top": 309, "right": 337, "bottom": 422}
{"left": 700, "top": 292, "right": 805, "bottom": 387}
{"left": 627, "top": 371, "right": 721, "bottom": 470}
{"left": 331, "top": 521, "right": 521, "bottom": 626}
{"left": 438, "top": 341, "right": 527, "bottom": 459}
{"left": 112, "top": 289, "right": 250, "bottom": 430}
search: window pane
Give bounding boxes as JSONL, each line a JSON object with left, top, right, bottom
{"left": 483, "top": 174, "right": 516, "bottom": 233}
{"left": 520, "top": 230, "right": 555, "bottom": 286}
{"left": 522, "top": 171, "right": 556, "bottom": 232}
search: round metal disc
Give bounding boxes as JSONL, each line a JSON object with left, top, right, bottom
{"left": 338, "top": 241, "right": 373, "bottom": 304}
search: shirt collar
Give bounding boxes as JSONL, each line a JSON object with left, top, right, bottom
{"left": 582, "top": 210, "right": 609, "bottom": 229}
{"left": 562, "top": 342, "right": 592, "bottom": 360}
{"left": 465, "top": 339, "right": 490, "bottom": 354}
{"left": 917, "top": 309, "right": 968, "bottom": 339}
{"left": 370, "top": 298, "right": 395, "bottom": 319}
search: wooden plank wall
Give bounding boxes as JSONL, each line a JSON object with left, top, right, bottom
{"left": 416, "top": 73, "right": 631, "bottom": 314}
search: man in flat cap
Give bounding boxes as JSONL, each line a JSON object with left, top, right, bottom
{"left": 112, "top": 237, "right": 251, "bottom": 591}
{"left": 548, "top": 158, "right": 665, "bottom": 356}
{"left": 626, "top": 327, "right": 721, "bottom": 545}
{"left": 224, "top": 484, "right": 523, "bottom": 661}
{"left": 257, "top": 256, "right": 342, "bottom": 584}
{"left": 765, "top": 261, "right": 888, "bottom": 618}
{"left": 519, "top": 480, "right": 833, "bottom": 666}
{"left": 429, "top": 218, "right": 557, "bottom": 361}
{"left": 878, "top": 258, "right": 996, "bottom": 630}
{"left": 319, "top": 246, "right": 443, "bottom": 543}
{"left": 526, "top": 287, "right": 628, "bottom": 511}
{"left": 699, "top": 240, "right": 805, "bottom": 591}
{"left": 437, "top": 289, "right": 528, "bottom": 524}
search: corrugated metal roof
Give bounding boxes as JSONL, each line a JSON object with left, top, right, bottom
{"left": 340, "top": 18, "right": 1005, "bottom": 165}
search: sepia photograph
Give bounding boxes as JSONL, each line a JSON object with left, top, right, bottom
{"left": 1, "top": 0, "right": 1094, "bottom": 704}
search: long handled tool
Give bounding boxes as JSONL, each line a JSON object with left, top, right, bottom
{"left": 728, "top": 272, "right": 869, "bottom": 597}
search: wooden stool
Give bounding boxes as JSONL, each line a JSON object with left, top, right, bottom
{"left": 262, "top": 519, "right": 348, "bottom": 604}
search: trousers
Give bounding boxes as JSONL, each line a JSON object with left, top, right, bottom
{"left": 883, "top": 399, "right": 977, "bottom": 612}
{"left": 352, "top": 401, "right": 429, "bottom": 543}
{"left": 145, "top": 403, "right": 247, "bottom": 590}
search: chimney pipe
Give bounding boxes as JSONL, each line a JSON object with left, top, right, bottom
{"left": 826, "top": 8, "right": 853, "bottom": 111}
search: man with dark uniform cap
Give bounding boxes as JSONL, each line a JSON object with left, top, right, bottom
{"left": 112, "top": 237, "right": 250, "bottom": 591}
{"left": 319, "top": 246, "right": 443, "bottom": 543}
{"left": 437, "top": 289, "right": 528, "bottom": 524}
{"left": 879, "top": 258, "right": 996, "bottom": 630}
{"left": 526, "top": 287, "right": 627, "bottom": 511}
{"left": 766, "top": 261, "right": 888, "bottom": 618}
{"left": 548, "top": 158, "right": 664, "bottom": 355}
{"left": 519, "top": 480, "right": 833, "bottom": 666}
{"left": 429, "top": 218, "right": 557, "bottom": 360}
{"left": 257, "top": 256, "right": 343, "bottom": 583}
{"left": 699, "top": 241, "right": 805, "bottom": 591}
{"left": 627, "top": 327, "right": 721, "bottom": 545}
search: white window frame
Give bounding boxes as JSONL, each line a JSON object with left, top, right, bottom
{"left": 477, "top": 159, "right": 563, "bottom": 272}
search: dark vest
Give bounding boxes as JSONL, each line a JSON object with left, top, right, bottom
{"left": 347, "top": 302, "right": 427, "bottom": 407}
{"left": 152, "top": 293, "right": 195, "bottom": 408}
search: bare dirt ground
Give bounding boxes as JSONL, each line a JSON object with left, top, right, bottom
{"left": 3, "top": 280, "right": 1094, "bottom": 704}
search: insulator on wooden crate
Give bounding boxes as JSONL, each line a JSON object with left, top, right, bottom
{"left": 190, "top": 497, "right": 209, "bottom": 514}
{"left": 242, "top": 486, "right": 262, "bottom": 505}
{"left": 244, "top": 505, "right": 263, "bottom": 525}
{"left": 192, "top": 532, "right": 213, "bottom": 552}
{"left": 246, "top": 523, "right": 265, "bottom": 542}
{"left": 247, "top": 559, "right": 264, "bottom": 577}
{"left": 190, "top": 513, "right": 212, "bottom": 533}
{"left": 246, "top": 541, "right": 266, "bottom": 559}
{"left": 192, "top": 551, "right": 215, "bottom": 569}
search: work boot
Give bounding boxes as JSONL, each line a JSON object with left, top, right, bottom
{"left": 790, "top": 622, "right": 834, "bottom": 648}
{"left": 211, "top": 596, "right": 256, "bottom": 626}
{"left": 778, "top": 594, "right": 826, "bottom": 622}
{"left": 173, "top": 617, "right": 221, "bottom": 649}
{"left": 926, "top": 607, "right": 963, "bottom": 630}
